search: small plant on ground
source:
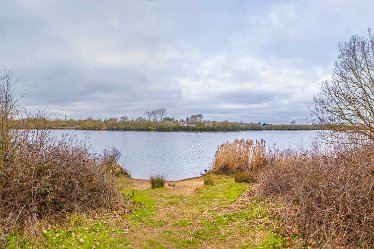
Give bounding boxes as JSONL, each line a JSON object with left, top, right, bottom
{"left": 150, "top": 174, "right": 165, "bottom": 188}
{"left": 204, "top": 174, "right": 214, "bottom": 186}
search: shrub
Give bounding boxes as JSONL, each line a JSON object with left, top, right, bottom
{"left": 204, "top": 174, "right": 214, "bottom": 186}
{"left": 212, "top": 139, "right": 266, "bottom": 174}
{"left": 256, "top": 146, "right": 374, "bottom": 247}
{"left": 0, "top": 131, "right": 126, "bottom": 231}
{"left": 100, "top": 148, "right": 129, "bottom": 177}
{"left": 0, "top": 69, "right": 128, "bottom": 232}
{"left": 150, "top": 175, "right": 165, "bottom": 188}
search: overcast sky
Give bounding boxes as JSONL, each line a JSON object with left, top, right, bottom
{"left": 1, "top": 0, "right": 374, "bottom": 123}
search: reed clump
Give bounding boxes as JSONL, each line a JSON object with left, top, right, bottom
{"left": 256, "top": 146, "right": 374, "bottom": 247}
{"left": 212, "top": 139, "right": 266, "bottom": 178}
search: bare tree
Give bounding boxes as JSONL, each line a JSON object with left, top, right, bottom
{"left": 157, "top": 108, "right": 166, "bottom": 121}
{"left": 313, "top": 30, "right": 374, "bottom": 144}
{"left": 188, "top": 114, "right": 204, "bottom": 123}
{"left": 145, "top": 108, "right": 167, "bottom": 122}
{"left": 150, "top": 110, "right": 157, "bottom": 122}
{"left": 0, "top": 68, "right": 19, "bottom": 156}
{"left": 144, "top": 111, "right": 152, "bottom": 121}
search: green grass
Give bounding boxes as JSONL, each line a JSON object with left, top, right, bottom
{"left": 4, "top": 216, "right": 131, "bottom": 249}
{"left": 122, "top": 175, "right": 286, "bottom": 248}
{"left": 3, "top": 175, "right": 289, "bottom": 248}
{"left": 125, "top": 189, "right": 156, "bottom": 223}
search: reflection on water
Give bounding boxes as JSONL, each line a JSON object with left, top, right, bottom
{"left": 51, "top": 130, "right": 319, "bottom": 180}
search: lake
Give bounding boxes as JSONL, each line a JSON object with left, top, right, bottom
{"left": 52, "top": 130, "right": 319, "bottom": 180}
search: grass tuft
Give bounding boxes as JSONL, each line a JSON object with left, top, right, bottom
{"left": 204, "top": 174, "right": 214, "bottom": 186}
{"left": 150, "top": 175, "right": 165, "bottom": 188}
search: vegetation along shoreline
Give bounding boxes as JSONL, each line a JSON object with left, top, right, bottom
{"left": 18, "top": 117, "right": 327, "bottom": 132}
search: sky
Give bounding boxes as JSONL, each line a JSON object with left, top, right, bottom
{"left": 1, "top": 0, "right": 374, "bottom": 123}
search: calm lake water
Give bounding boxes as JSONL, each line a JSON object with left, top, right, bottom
{"left": 52, "top": 130, "right": 319, "bottom": 180}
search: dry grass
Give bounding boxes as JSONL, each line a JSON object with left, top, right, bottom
{"left": 212, "top": 139, "right": 266, "bottom": 175}
{"left": 0, "top": 130, "right": 126, "bottom": 232}
{"left": 255, "top": 146, "right": 374, "bottom": 247}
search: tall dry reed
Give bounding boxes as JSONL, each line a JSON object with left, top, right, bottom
{"left": 212, "top": 138, "right": 266, "bottom": 175}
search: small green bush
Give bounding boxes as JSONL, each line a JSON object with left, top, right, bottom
{"left": 204, "top": 174, "right": 214, "bottom": 186}
{"left": 150, "top": 175, "right": 165, "bottom": 188}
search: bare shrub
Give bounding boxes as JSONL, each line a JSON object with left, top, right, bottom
{"left": 256, "top": 146, "right": 374, "bottom": 247}
{"left": 0, "top": 130, "right": 125, "bottom": 231}
{"left": 212, "top": 139, "right": 266, "bottom": 175}
{"left": 100, "top": 148, "right": 129, "bottom": 177}
{"left": 0, "top": 69, "right": 127, "bottom": 231}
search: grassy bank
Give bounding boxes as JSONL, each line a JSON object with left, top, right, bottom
{"left": 2, "top": 175, "right": 289, "bottom": 248}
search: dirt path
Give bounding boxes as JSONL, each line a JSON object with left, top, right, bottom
{"left": 6, "top": 176, "right": 288, "bottom": 248}
{"left": 124, "top": 175, "right": 285, "bottom": 248}
{"left": 131, "top": 177, "right": 204, "bottom": 195}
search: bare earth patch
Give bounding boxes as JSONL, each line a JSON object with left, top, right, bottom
{"left": 131, "top": 177, "right": 204, "bottom": 195}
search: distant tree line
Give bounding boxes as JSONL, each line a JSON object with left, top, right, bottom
{"left": 14, "top": 110, "right": 326, "bottom": 131}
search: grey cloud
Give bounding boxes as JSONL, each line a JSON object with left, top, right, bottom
{"left": 1, "top": 0, "right": 374, "bottom": 123}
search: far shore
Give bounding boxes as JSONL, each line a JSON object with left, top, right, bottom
{"left": 17, "top": 117, "right": 327, "bottom": 132}
{"left": 43, "top": 125, "right": 326, "bottom": 132}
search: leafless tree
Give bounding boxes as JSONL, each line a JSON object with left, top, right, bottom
{"left": 188, "top": 114, "right": 204, "bottom": 123}
{"left": 157, "top": 108, "right": 166, "bottom": 121}
{"left": 0, "top": 68, "right": 19, "bottom": 156}
{"left": 150, "top": 110, "right": 157, "bottom": 122}
{"left": 145, "top": 108, "right": 167, "bottom": 122}
{"left": 313, "top": 30, "right": 374, "bottom": 144}
{"left": 144, "top": 111, "right": 152, "bottom": 121}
